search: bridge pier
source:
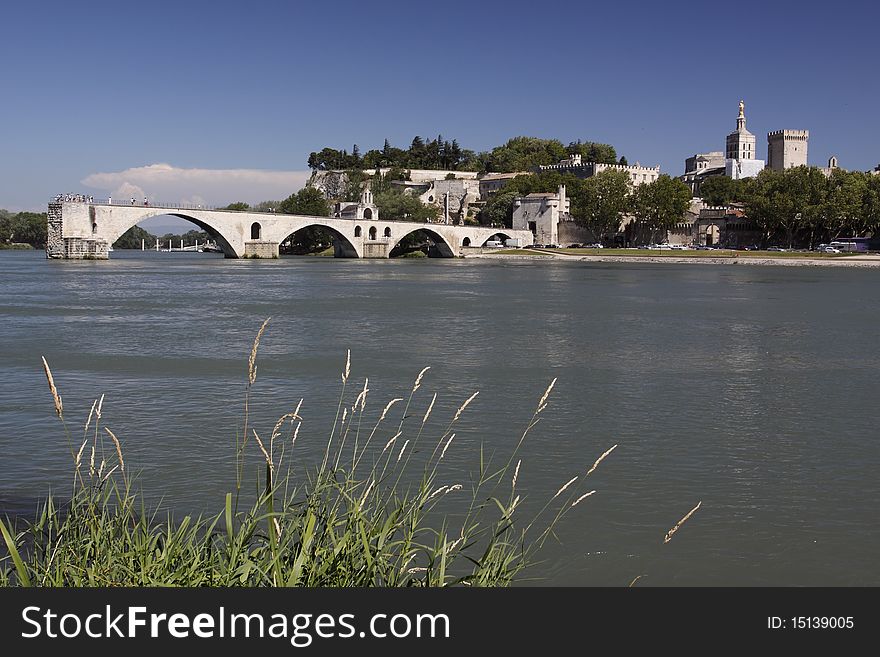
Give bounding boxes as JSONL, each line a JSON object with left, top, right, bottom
{"left": 243, "top": 241, "right": 279, "bottom": 258}
{"left": 46, "top": 202, "right": 110, "bottom": 259}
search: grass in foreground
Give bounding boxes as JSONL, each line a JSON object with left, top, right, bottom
{"left": 0, "top": 321, "right": 616, "bottom": 587}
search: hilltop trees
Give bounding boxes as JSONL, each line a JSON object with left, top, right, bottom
{"left": 307, "top": 136, "right": 620, "bottom": 174}
{"left": 308, "top": 136, "right": 479, "bottom": 172}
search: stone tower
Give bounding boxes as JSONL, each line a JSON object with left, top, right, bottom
{"left": 767, "top": 129, "right": 809, "bottom": 171}
{"left": 726, "top": 100, "right": 756, "bottom": 161}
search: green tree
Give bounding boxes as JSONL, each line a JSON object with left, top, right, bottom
{"left": 698, "top": 176, "right": 737, "bottom": 206}
{"left": 222, "top": 201, "right": 250, "bottom": 211}
{"left": 480, "top": 137, "right": 568, "bottom": 172}
{"left": 745, "top": 167, "right": 826, "bottom": 247}
{"left": 822, "top": 169, "right": 867, "bottom": 242}
{"left": 631, "top": 175, "right": 692, "bottom": 243}
{"left": 375, "top": 190, "right": 439, "bottom": 222}
{"left": 575, "top": 169, "right": 631, "bottom": 243}
{"left": 252, "top": 200, "right": 282, "bottom": 212}
{"left": 0, "top": 211, "right": 48, "bottom": 247}
{"left": 566, "top": 140, "right": 618, "bottom": 165}
{"left": 278, "top": 187, "right": 331, "bottom": 216}
{"left": 864, "top": 174, "right": 880, "bottom": 235}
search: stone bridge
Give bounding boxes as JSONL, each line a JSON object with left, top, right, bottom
{"left": 46, "top": 201, "right": 533, "bottom": 259}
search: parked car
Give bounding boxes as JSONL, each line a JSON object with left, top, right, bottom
{"left": 544, "top": 243, "right": 559, "bottom": 248}
{"left": 528, "top": 243, "right": 546, "bottom": 249}
{"left": 484, "top": 240, "right": 504, "bottom": 248}
{"left": 567, "top": 243, "right": 582, "bottom": 249}
{"left": 584, "top": 243, "right": 604, "bottom": 249}
{"left": 819, "top": 246, "right": 841, "bottom": 253}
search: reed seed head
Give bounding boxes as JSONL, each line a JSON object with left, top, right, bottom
{"left": 440, "top": 433, "right": 455, "bottom": 460}
{"left": 452, "top": 392, "right": 479, "bottom": 424}
{"left": 105, "top": 427, "right": 124, "bottom": 474}
{"left": 586, "top": 444, "right": 618, "bottom": 477}
{"left": 41, "top": 356, "right": 63, "bottom": 418}
{"left": 412, "top": 366, "right": 430, "bottom": 393}
{"left": 248, "top": 317, "right": 271, "bottom": 386}
{"left": 422, "top": 392, "right": 437, "bottom": 425}
{"left": 342, "top": 349, "right": 351, "bottom": 383}
{"left": 571, "top": 490, "right": 596, "bottom": 507}
{"left": 552, "top": 475, "right": 578, "bottom": 500}
{"left": 663, "top": 501, "right": 702, "bottom": 544}
{"left": 536, "top": 377, "right": 557, "bottom": 413}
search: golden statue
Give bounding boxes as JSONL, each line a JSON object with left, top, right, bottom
{"left": 738, "top": 100, "right": 745, "bottom": 118}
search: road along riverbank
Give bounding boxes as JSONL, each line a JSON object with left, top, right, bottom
{"left": 465, "top": 250, "right": 880, "bottom": 268}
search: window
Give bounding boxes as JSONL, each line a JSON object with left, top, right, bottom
{"left": 250, "top": 222, "right": 261, "bottom": 240}
{"left": 354, "top": 225, "right": 362, "bottom": 237}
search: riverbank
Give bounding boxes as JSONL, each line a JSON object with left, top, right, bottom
{"left": 466, "top": 249, "right": 880, "bottom": 268}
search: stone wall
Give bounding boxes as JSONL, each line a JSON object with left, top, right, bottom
{"left": 62, "top": 237, "right": 109, "bottom": 259}
{"left": 362, "top": 241, "right": 391, "bottom": 258}
{"left": 557, "top": 221, "right": 596, "bottom": 245}
{"left": 243, "top": 241, "right": 279, "bottom": 258}
{"left": 46, "top": 203, "right": 64, "bottom": 258}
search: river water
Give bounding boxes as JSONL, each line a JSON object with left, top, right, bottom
{"left": 1, "top": 249, "right": 879, "bottom": 586}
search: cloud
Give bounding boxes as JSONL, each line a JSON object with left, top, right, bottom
{"left": 82, "top": 163, "right": 312, "bottom": 206}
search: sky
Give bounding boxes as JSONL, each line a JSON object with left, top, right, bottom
{"left": 2, "top": 0, "right": 878, "bottom": 232}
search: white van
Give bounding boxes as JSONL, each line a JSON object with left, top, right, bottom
{"left": 484, "top": 240, "right": 504, "bottom": 248}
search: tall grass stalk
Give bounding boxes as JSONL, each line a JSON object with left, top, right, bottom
{"left": 0, "top": 321, "right": 610, "bottom": 587}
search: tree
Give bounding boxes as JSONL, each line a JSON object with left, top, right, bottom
{"left": 822, "top": 169, "right": 867, "bottom": 242}
{"left": 375, "top": 190, "right": 439, "bottom": 222}
{"left": 745, "top": 167, "right": 826, "bottom": 247}
{"left": 698, "top": 175, "right": 751, "bottom": 207}
{"left": 566, "top": 140, "right": 618, "bottom": 165}
{"left": 278, "top": 186, "right": 331, "bottom": 216}
{"left": 252, "top": 200, "right": 281, "bottom": 212}
{"left": 575, "top": 169, "right": 631, "bottom": 243}
{"left": 0, "top": 211, "right": 47, "bottom": 247}
{"left": 223, "top": 201, "right": 250, "bottom": 211}
{"left": 480, "top": 137, "right": 568, "bottom": 173}
{"left": 631, "top": 175, "right": 691, "bottom": 243}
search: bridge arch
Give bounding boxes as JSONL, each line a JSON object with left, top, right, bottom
{"left": 389, "top": 226, "right": 456, "bottom": 258}
{"left": 480, "top": 232, "right": 512, "bottom": 246}
{"left": 279, "top": 223, "right": 359, "bottom": 258}
{"left": 102, "top": 210, "right": 240, "bottom": 258}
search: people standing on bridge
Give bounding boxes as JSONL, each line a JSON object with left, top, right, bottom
{"left": 131, "top": 197, "right": 136, "bottom": 205}
{"left": 144, "top": 197, "right": 149, "bottom": 207}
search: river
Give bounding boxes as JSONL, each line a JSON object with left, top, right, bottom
{"left": 1, "top": 249, "right": 879, "bottom": 585}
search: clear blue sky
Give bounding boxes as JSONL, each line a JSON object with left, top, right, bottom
{"left": 2, "top": 0, "right": 878, "bottom": 213}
